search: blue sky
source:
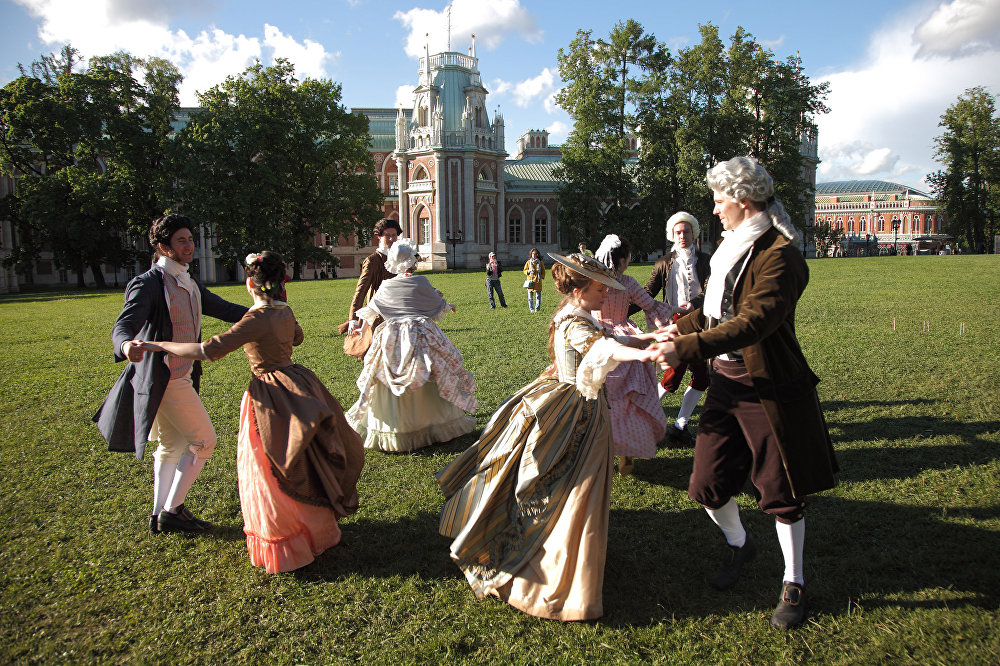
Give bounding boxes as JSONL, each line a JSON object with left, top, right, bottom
{"left": 3, "top": 0, "right": 999, "bottom": 189}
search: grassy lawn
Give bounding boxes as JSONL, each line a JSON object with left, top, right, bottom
{"left": 1, "top": 255, "right": 998, "bottom": 664}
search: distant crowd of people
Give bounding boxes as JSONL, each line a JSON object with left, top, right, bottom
{"left": 93, "top": 156, "right": 836, "bottom": 630}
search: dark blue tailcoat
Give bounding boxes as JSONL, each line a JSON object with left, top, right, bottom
{"left": 92, "top": 266, "right": 247, "bottom": 459}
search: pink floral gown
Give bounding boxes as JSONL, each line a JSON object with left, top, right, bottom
{"left": 592, "top": 273, "right": 670, "bottom": 458}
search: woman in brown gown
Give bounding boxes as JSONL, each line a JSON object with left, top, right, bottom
{"left": 140, "top": 251, "right": 364, "bottom": 573}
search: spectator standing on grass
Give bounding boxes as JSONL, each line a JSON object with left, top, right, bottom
{"left": 93, "top": 214, "right": 247, "bottom": 535}
{"left": 338, "top": 218, "right": 401, "bottom": 335}
{"left": 653, "top": 157, "right": 838, "bottom": 629}
{"left": 438, "top": 252, "right": 665, "bottom": 621}
{"left": 577, "top": 242, "right": 594, "bottom": 257}
{"left": 590, "top": 234, "right": 671, "bottom": 476}
{"left": 630, "top": 212, "right": 712, "bottom": 447}
{"left": 138, "top": 251, "right": 364, "bottom": 573}
{"left": 523, "top": 247, "right": 545, "bottom": 313}
{"left": 485, "top": 252, "right": 506, "bottom": 308}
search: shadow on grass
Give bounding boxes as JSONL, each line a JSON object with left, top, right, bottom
{"left": 293, "top": 511, "right": 457, "bottom": 583}
{"left": 831, "top": 419, "right": 1000, "bottom": 483}
{"left": 599, "top": 495, "right": 1000, "bottom": 626}
{"left": 0, "top": 291, "right": 112, "bottom": 303}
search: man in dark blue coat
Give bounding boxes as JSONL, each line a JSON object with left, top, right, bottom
{"left": 94, "top": 214, "right": 247, "bottom": 534}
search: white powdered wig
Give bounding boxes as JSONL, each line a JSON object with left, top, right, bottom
{"left": 706, "top": 157, "right": 800, "bottom": 242}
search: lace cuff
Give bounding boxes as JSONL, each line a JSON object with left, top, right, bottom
{"left": 356, "top": 305, "right": 378, "bottom": 324}
{"left": 576, "top": 336, "right": 622, "bottom": 399}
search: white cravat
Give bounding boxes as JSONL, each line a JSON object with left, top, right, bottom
{"left": 157, "top": 255, "right": 202, "bottom": 336}
{"left": 703, "top": 211, "right": 771, "bottom": 320}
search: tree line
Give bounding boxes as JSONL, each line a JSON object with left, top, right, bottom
{"left": 0, "top": 46, "right": 383, "bottom": 287}
{"left": 554, "top": 20, "right": 829, "bottom": 256}
{"left": 929, "top": 86, "right": 999, "bottom": 254}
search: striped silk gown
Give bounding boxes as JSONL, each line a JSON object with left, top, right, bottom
{"left": 437, "top": 306, "right": 626, "bottom": 621}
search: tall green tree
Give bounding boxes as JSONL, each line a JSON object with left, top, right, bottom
{"left": 560, "top": 22, "right": 828, "bottom": 254}
{"left": 0, "top": 47, "right": 181, "bottom": 286}
{"left": 554, "top": 20, "right": 666, "bottom": 254}
{"left": 927, "top": 86, "right": 1000, "bottom": 253}
{"left": 173, "top": 59, "right": 383, "bottom": 279}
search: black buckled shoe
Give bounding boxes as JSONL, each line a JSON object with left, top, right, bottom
{"left": 149, "top": 514, "right": 159, "bottom": 535}
{"left": 666, "top": 425, "right": 695, "bottom": 448}
{"left": 710, "top": 533, "right": 757, "bottom": 590}
{"left": 770, "top": 581, "right": 807, "bottom": 629}
{"left": 158, "top": 504, "right": 211, "bottom": 533}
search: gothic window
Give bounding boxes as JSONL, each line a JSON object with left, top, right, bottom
{"left": 836, "top": 216, "right": 843, "bottom": 230}
{"left": 509, "top": 215, "right": 522, "bottom": 244}
{"left": 389, "top": 175, "right": 398, "bottom": 196}
{"left": 928, "top": 215, "right": 935, "bottom": 232}
{"left": 534, "top": 213, "right": 548, "bottom": 244}
{"left": 418, "top": 104, "right": 428, "bottom": 126}
{"left": 419, "top": 210, "right": 431, "bottom": 244}
{"left": 878, "top": 216, "right": 886, "bottom": 232}
{"left": 847, "top": 217, "right": 855, "bottom": 233}
{"left": 860, "top": 216, "right": 867, "bottom": 233}
{"left": 475, "top": 107, "right": 483, "bottom": 128}
{"left": 478, "top": 216, "right": 488, "bottom": 244}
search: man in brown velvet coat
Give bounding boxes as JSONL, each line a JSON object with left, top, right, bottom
{"left": 655, "top": 157, "right": 837, "bottom": 630}
{"left": 338, "top": 218, "right": 401, "bottom": 336}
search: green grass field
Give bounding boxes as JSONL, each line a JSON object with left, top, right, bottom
{"left": 1, "top": 255, "right": 998, "bottom": 664}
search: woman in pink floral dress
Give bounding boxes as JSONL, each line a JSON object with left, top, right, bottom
{"left": 591, "top": 234, "right": 672, "bottom": 474}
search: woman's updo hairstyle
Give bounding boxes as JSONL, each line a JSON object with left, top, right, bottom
{"left": 244, "top": 251, "right": 287, "bottom": 298}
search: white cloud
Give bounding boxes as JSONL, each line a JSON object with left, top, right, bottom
{"left": 815, "top": 0, "right": 1000, "bottom": 188}
{"left": 12, "top": 0, "right": 337, "bottom": 105}
{"left": 546, "top": 120, "right": 569, "bottom": 143}
{"left": 394, "top": 84, "right": 415, "bottom": 109}
{"left": 489, "top": 78, "right": 514, "bottom": 96}
{"left": 760, "top": 35, "right": 786, "bottom": 49}
{"left": 263, "top": 24, "right": 335, "bottom": 80}
{"left": 393, "top": 0, "right": 541, "bottom": 59}
{"left": 510, "top": 67, "right": 555, "bottom": 108}
{"left": 914, "top": 0, "right": 1000, "bottom": 58}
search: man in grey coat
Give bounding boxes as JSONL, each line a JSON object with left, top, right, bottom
{"left": 93, "top": 214, "right": 247, "bottom": 534}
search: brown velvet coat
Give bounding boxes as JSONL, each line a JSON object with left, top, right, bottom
{"left": 338, "top": 250, "right": 393, "bottom": 334}
{"left": 673, "top": 227, "right": 838, "bottom": 497}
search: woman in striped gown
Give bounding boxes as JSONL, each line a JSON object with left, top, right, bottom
{"left": 437, "top": 252, "right": 664, "bottom": 621}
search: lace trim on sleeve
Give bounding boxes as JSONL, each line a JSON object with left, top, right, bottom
{"left": 576, "top": 334, "right": 623, "bottom": 399}
{"left": 356, "top": 305, "right": 379, "bottom": 324}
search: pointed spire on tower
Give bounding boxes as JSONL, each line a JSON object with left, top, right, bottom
{"left": 471, "top": 33, "right": 476, "bottom": 58}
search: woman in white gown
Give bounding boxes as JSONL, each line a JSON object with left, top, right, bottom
{"left": 346, "top": 238, "right": 477, "bottom": 452}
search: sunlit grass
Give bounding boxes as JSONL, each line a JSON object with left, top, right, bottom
{"left": 1, "top": 255, "right": 998, "bottom": 663}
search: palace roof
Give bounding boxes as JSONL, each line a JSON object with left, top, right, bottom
{"left": 816, "top": 180, "right": 932, "bottom": 198}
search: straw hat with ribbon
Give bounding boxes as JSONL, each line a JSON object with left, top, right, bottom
{"left": 547, "top": 252, "right": 625, "bottom": 290}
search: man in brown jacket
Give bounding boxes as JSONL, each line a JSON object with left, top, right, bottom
{"left": 655, "top": 157, "right": 837, "bottom": 630}
{"left": 339, "top": 218, "right": 401, "bottom": 335}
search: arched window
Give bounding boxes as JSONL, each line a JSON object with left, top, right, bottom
{"left": 418, "top": 209, "right": 431, "bottom": 244}
{"left": 412, "top": 165, "right": 429, "bottom": 180}
{"left": 847, "top": 217, "right": 855, "bottom": 233}
{"left": 860, "top": 216, "right": 867, "bottom": 233}
{"left": 508, "top": 210, "right": 523, "bottom": 244}
{"left": 878, "top": 216, "right": 886, "bottom": 232}
{"left": 533, "top": 209, "right": 549, "bottom": 244}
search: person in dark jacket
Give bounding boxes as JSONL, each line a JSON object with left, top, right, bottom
{"left": 654, "top": 157, "right": 838, "bottom": 630}
{"left": 485, "top": 252, "right": 506, "bottom": 308}
{"left": 631, "top": 212, "right": 712, "bottom": 446}
{"left": 93, "top": 214, "right": 247, "bottom": 534}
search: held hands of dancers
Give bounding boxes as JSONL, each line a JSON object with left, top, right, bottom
{"left": 122, "top": 340, "right": 146, "bottom": 362}
{"left": 134, "top": 339, "right": 209, "bottom": 360}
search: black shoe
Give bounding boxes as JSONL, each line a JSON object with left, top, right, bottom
{"left": 149, "top": 514, "right": 159, "bottom": 535}
{"left": 666, "top": 424, "right": 695, "bottom": 448}
{"left": 158, "top": 504, "right": 211, "bottom": 533}
{"left": 770, "top": 581, "right": 807, "bottom": 629}
{"left": 711, "top": 534, "right": 757, "bottom": 590}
